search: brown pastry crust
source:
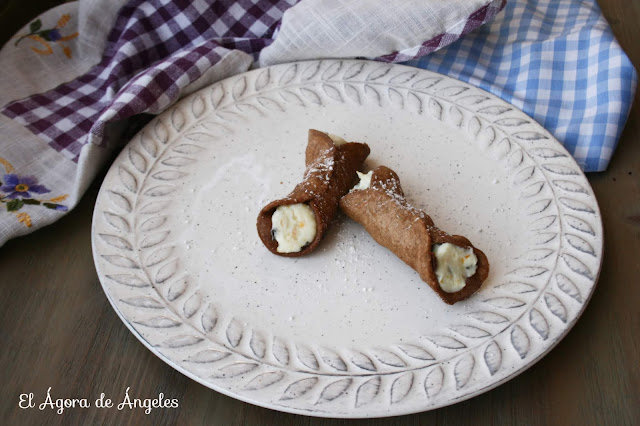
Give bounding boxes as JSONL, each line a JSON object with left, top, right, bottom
{"left": 339, "top": 166, "right": 489, "bottom": 304}
{"left": 257, "top": 130, "right": 370, "bottom": 257}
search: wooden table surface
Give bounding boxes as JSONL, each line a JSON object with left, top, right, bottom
{"left": 1, "top": 1, "right": 639, "bottom": 425}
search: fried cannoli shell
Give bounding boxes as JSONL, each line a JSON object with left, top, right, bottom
{"left": 339, "top": 166, "right": 489, "bottom": 304}
{"left": 257, "top": 130, "right": 370, "bottom": 257}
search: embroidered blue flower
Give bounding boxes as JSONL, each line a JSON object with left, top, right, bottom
{"left": 51, "top": 203, "right": 68, "bottom": 212}
{"left": 0, "top": 174, "right": 50, "bottom": 199}
{"left": 43, "top": 29, "right": 62, "bottom": 42}
{"left": 14, "top": 15, "right": 78, "bottom": 59}
{"left": 0, "top": 157, "right": 69, "bottom": 227}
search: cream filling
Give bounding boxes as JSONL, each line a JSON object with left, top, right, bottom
{"left": 327, "top": 133, "right": 347, "bottom": 145}
{"left": 352, "top": 171, "right": 373, "bottom": 191}
{"left": 432, "top": 243, "right": 478, "bottom": 293}
{"left": 271, "top": 204, "right": 317, "bottom": 253}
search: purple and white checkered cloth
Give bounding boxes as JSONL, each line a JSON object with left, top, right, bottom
{"left": 2, "top": 0, "right": 504, "bottom": 162}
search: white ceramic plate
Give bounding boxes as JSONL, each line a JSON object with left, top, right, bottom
{"left": 92, "top": 60, "right": 602, "bottom": 418}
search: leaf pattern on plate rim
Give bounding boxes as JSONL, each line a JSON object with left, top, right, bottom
{"left": 424, "top": 366, "right": 444, "bottom": 398}
{"left": 317, "top": 378, "right": 352, "bottom": 404}
{"left": 390, "top": 372, "right": 414, "bottom": 404}
{"left": 483, "top": 341, "right": 502, "bottom": 375}
{"left": 244, "top": 371, "right": 285, "bottom": 390}
{"left": 355, "top": 376, "right": 381, "bottom": 407}
{"left": 93, "top": 59, "right": 601, "bottom": 414}
{"left": 280, "top": 378, "right": 318, "bottom": 401}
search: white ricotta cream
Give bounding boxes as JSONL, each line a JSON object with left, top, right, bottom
{"left": 327, "top": 133, "right": 347, "bottom": 145}
{"left": 352, "top": 171, "right": 373, "bottom": 191}
{"left": 271, "top": 203, "right": 317, "bottom": 253}
{"left": 432, "top": 243, "right": 478, "bottom": 293}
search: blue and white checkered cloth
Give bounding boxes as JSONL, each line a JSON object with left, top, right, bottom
{"left": 407, "top": 0, "right": 637, "bottom": 172}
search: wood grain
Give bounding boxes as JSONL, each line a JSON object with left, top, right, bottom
{"left": 1, "top": 1, "right": 639, "bottom": 424}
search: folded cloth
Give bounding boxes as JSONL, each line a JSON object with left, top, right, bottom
{"left": 0, "top": 0, "right": 504, "bottom": 246}
{"left": 405, "top": 0, "right": 637, "bottom": 172}
{"left": 0, "top": 0, "right": 634, "bottom": 247}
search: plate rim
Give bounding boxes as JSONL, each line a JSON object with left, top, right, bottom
{"left": 91, "top": 58, "right": 603, "bottom": 418}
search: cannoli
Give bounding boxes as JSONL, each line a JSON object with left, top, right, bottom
{"left": 339, "top": 166, "right": 489, "bottom": 304}
{"left": 257, "top": 130, "right": 370, "bottom": 256}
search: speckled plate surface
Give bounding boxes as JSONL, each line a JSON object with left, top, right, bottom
{"left": 91, "top": 60, "right": 602, "bottom": 418}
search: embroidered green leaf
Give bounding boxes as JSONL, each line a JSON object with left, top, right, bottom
{"left": 22, "top": 199, "right": 40, "bottom": 205}
{"left": 6, "top": 199, "right": 24, "bottom": 212}
{"left": 30, "top": 20, "right": 42, "bottom": 33}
